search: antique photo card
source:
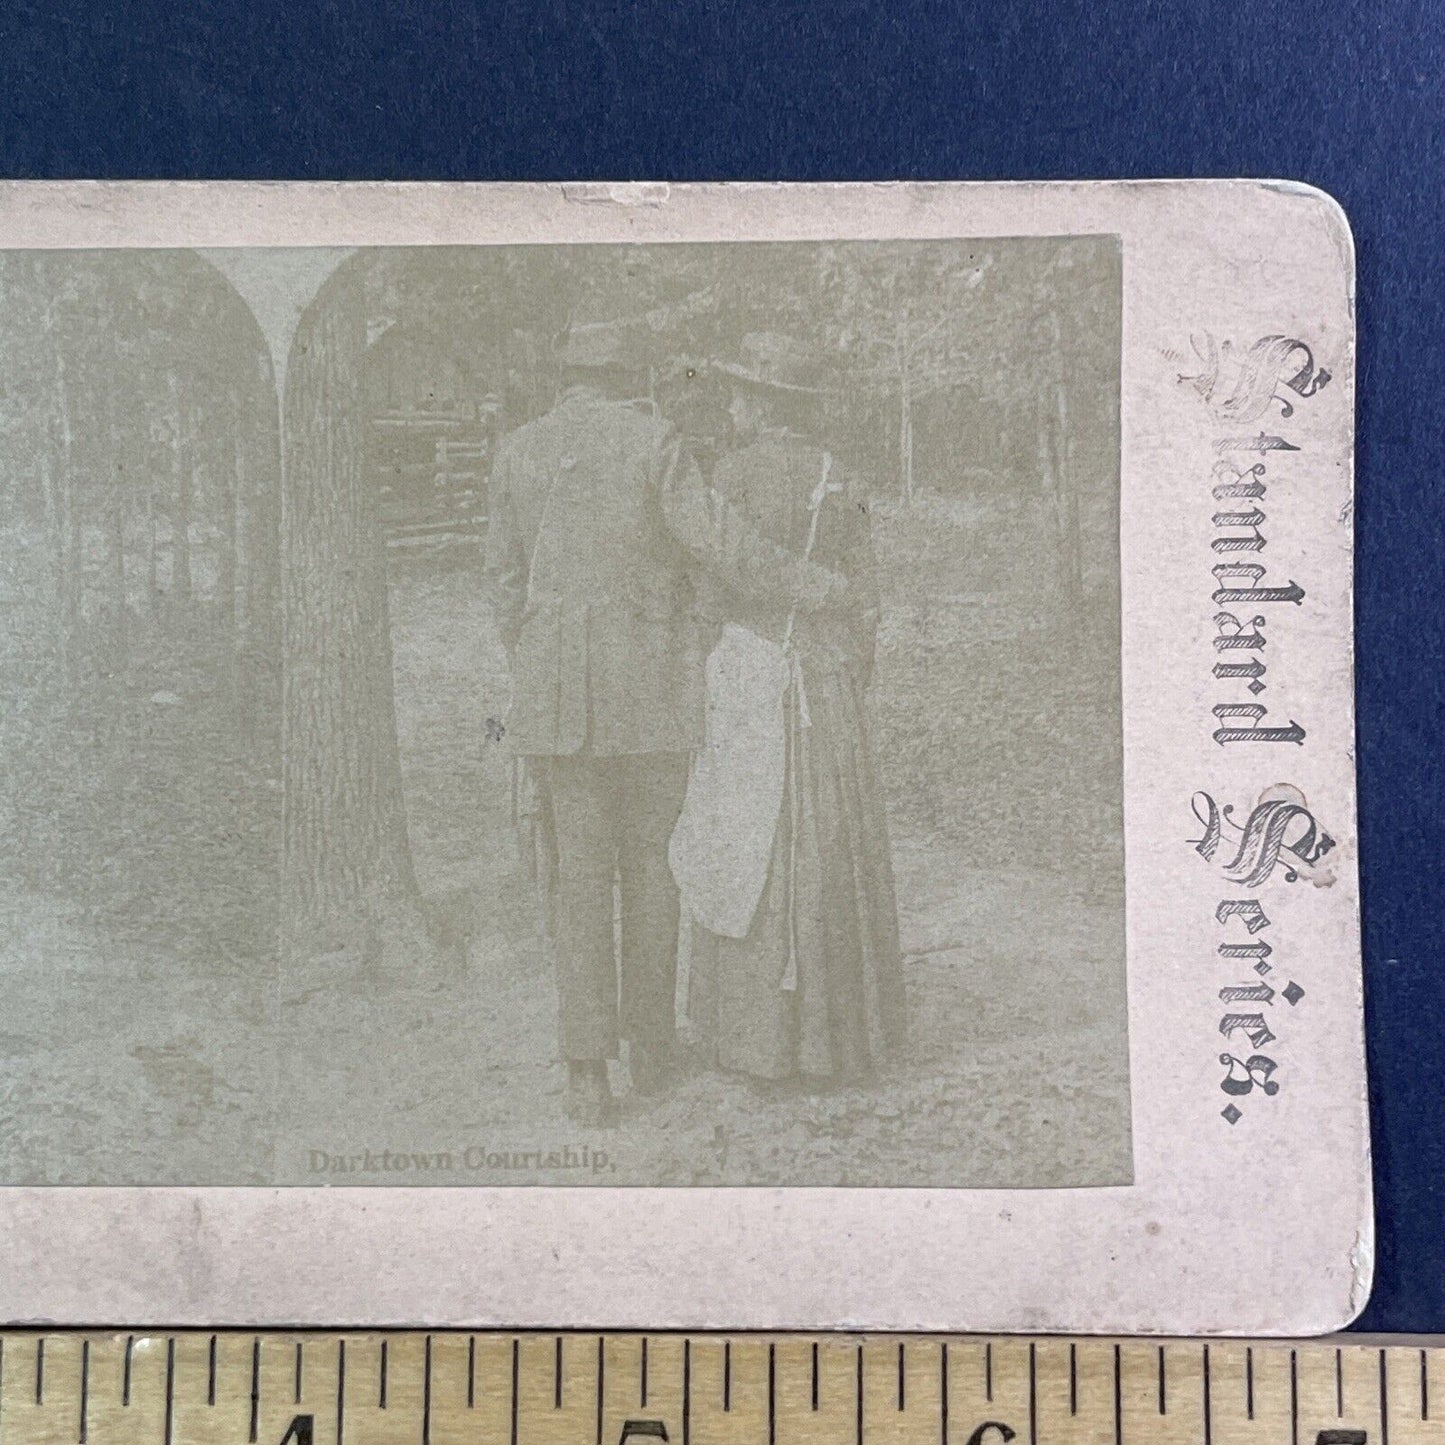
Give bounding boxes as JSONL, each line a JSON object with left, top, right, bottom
{"left": 0, "top": 181, "right": 1364, "bottom": 1333}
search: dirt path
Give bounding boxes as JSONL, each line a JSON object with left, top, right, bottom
{"left": 0, "top": 550, "right": 1130, "bottom": 1188}
{"left": 265, "top": 559, "right": 1132, "bottom": 1187}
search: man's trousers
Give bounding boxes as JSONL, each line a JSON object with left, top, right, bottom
{"left": 538, "top": 751, "right": 690, "bottom": 1063}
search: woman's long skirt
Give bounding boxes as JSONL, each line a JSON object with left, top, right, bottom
{"left": 694, "top": 657, "right": 906, "bottom": 1081}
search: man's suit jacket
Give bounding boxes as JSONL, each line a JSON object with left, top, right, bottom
{"left": 486, "top": 385, "right": 848, "bottom": 757}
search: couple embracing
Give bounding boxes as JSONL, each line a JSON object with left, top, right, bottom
{"left": 486, "top": 320, "right": 905, "bottom": 1126}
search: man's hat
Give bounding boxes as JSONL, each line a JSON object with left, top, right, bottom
{"left": 556, "top": 316, "right": 643, "bottom": 373}
{"left": 715, "top": 331, "right": 828, "bottom": 395}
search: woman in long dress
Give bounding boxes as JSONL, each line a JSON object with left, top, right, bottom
{"left": 687, "top": 332, "right": 906, "bottom": 1083}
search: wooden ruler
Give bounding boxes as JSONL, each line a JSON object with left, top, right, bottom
{"left": 0, "top": 1335, "right": 1438, "bottom": 1445}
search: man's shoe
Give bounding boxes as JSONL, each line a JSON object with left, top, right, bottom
{"left": 565, "top": 1061, "right": 618, "bottom": 1127}
{"left": 629, "top": 1038, "right": 678, "bottom": 1097}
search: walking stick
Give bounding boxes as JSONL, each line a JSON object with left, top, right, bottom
{"left": 782, "top": 452, "right": 840, "bottom": 651}
{"left": 781, "top": 451, "right": 842, "bottom": 990}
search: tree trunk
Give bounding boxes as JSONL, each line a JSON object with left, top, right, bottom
{"left": 107, "top": 459, "right": 127, "bottom": 647}
{"left": 1053, "top": 378, "right": 1083, "bottom": 623}
{"left": 1035, "top": 323, "right": 1084, "bottom": 635}
{"left": 106, "top": 345, "right": 128, "bottom": 655}
{"left": 146, "top": 478, "right": 158, "bottom": 620}
{"left": 170, "top": 371, "right": 193, "bottom": 607}
{"left": 36, "top": 285, "right": 68, "bottom": 670}
{"left": 896, "top": 312, "right": 915, "bottom": 503}
{"left": 206, "top": 397, "right": 238, "bottom": 712}
{"left": 1030, "top": 309, "right": 1081, "bottom": 627}
{"left": 279, "top": 262, "right": 429, "bottom": 978}
{"left": 39, "top": 448, "right": 65, "bottom": 659}
{"left": 239, "top": 351, "right": 282, "bottom": 753}
{"left": 899, "top": 364, "right": 914, "bottom": 503}
{"left": 220, "top": 392, "right": 240, "bottom": 665}
{"left": 55, "top": 347, "right": 80, "bottom": 692}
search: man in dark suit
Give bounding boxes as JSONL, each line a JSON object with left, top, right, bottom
{"left": 486, "top": 317, "right": 850, "bottom": 1124}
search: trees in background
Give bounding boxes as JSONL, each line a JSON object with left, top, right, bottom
{"left": 0, "top": 239, "right": 1121, "bottom": 974}
{"left": 0, "top": 251, "right": 279, "bottom": 708}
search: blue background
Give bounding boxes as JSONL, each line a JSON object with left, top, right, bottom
{"left": 1, "top": 0, "right": 1440, "bottom": 1332}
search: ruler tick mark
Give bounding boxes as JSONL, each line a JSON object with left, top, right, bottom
{"left": 164, "top": 1339, "right": 175, "bottom": 1445}
{"left": 1114, "top": 1344, "right": 1123, "bottom": 1445}
{"left": 1290, "top": 1349, "right": 1299, "bottom": 1445}
{"left": 1381, "top": 1348, "right": 1390, "bottom": 1445}
{"left": 512, "top": 1339, "right": 521, "bottom": 1445}
{"left": 337, "top": 1340, "right": 347, "bottom": 1445}
{"left": 35, "top": 1336, "right": 44, "bottom": 1405}
{"left": 1069, "top": 1343, "right": 1077, "bottom": 1416}
{"left": 295, "top": 1341, "right": 304, "bottom": 1404}
{"left": 123, "top": 1335, "right": 134, "bottom": 1408}
{"left": 1423, "top": 1348, "right": 1430, "bottom": 1420}
{"left": 899, "top": 1342, "right": 906, "bottom": 1411}
{"left": 985, "top": 1342, "right": 993, "bottom": 1403}
{"left": 1246, "top": 1346, "right": 1254, "bottom": 1419}
{"left": 467, "top": 1337, "right": 475, "bottom": 1409}
{"left": 1202, "top": 1345, "right": 1211, "bottom": 1445}
{"left": 812, "top": 1343, "right": 820, "bottom": 1411}
{"left": 556, "top": 1336, "right": 564, "bottom": 1409}
{"left": 941, "top": 1344, "right": 949, "bottom": 1445}
{"left": 1337, "top": 1347, "right": 1344, "bottom": 1416}
{"left": 250, "top": 1336, "right": 261, "bottom": 1443}
{"left": 1028, "top": 1343, "right": 1037, "bottom": 1445}
{"left": 768, "top": 1344, "right": 776, "bottom": 1445}
{"left": 380, "top": 1340, "right": 388, "bottom": 1409}
{"left": 79, "top": 1338, "right": 90, "bottom": 1445}
{"left": 422, "top": 1336, "right": 432, "bottom": 1445}
{"left": 595, "top": 1336, "right": 604, "bottom": 1445}
{"left": 683, "top": 1339, "right": 692, "bottom": 1445}
{"left": 723, "top": 1341, "right": 731, "bottom": 1412}
{"left": 642, "top": 1337, "right": 649, "bottom": 1408}
{"left": 856, "top": 1344, "right": 864, "bottom": 1445}
{"left": 1157, "top": 1345, "right": 1166, "bottom": 1415}
{"left": 208, "top": 1335, "right": 217, "bottom": 1406}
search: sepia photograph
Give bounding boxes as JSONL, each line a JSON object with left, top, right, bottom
{"left": 0, "top": 235, "right": 1128, "bottom": 1187}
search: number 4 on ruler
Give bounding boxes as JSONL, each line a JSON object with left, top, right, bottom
{"left": 274, "top": 1416, "right": 313, "bottom": 1445}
